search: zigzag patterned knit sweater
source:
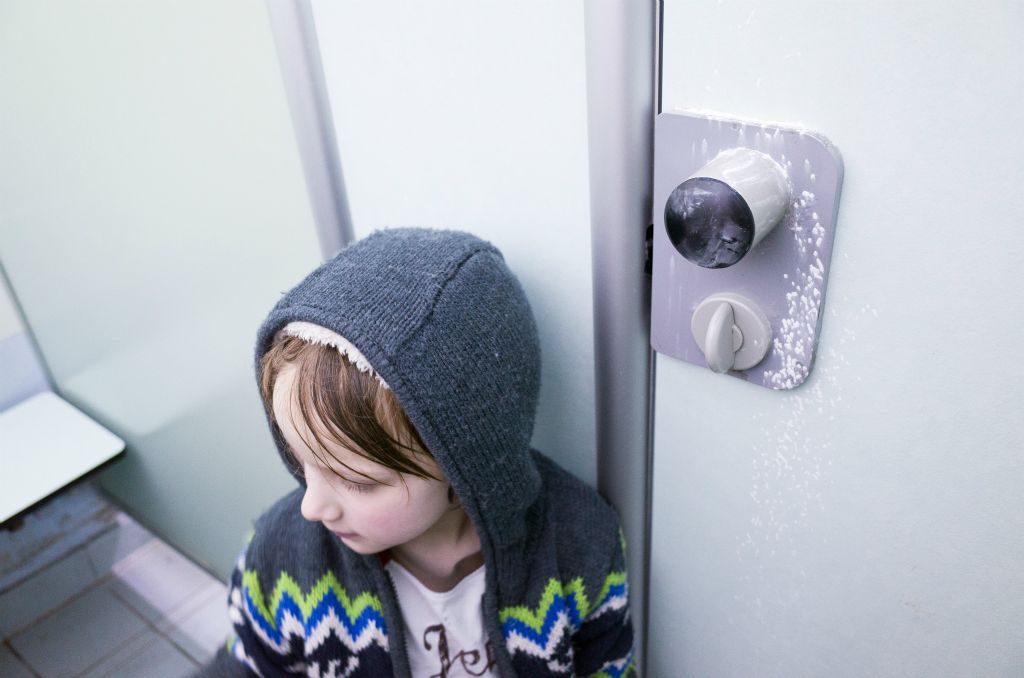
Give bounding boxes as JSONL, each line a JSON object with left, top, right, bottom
{"left": 199, "top": 229, "right": 636, "bottom": 677}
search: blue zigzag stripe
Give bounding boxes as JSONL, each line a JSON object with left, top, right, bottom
{"left": 501, "top": 574, "right": 631, "bottom": 670}
{"left": 501, "top": 589, "right": 582, "bottom": 646}
{"left": 244, "top": 587, "right": 386, "bottom": 645}
{"left": 596, "top": 647, "right": 636, "bottom": 678}
{"left": 591, "top": 581, "right": 627, "bottom": 617}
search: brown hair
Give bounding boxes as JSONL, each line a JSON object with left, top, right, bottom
{"left": 259, "top": 334, "right": 441, "bottom": 485}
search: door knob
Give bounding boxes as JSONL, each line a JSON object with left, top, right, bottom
{"left": 664, "top": 148, "right": 790, "bottom": 269}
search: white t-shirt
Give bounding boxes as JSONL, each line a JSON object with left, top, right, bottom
{"left": 385, "top": 559, "right": 499, "bottom": 677}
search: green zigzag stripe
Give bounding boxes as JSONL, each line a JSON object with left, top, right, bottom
{"left": 242, "top": 569, "right": 383, "bottom": 629}
{"left": 498, "top": 571, "right": 627, "bottom": 632}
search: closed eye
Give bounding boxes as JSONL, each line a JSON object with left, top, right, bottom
{"left": 340, "top": 479, "right": 377, "bottom": 493}
{"left": 283, "top": 443, "right": 383, "bottom": 490}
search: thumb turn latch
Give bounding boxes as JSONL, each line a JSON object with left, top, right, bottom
{"left": 690, "top": 293, "right": 772, "bottom": 374}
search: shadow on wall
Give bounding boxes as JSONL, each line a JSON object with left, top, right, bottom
{"left": 0, "top": 261, "right": 51, "bottom": 411}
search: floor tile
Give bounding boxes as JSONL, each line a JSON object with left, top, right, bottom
{"left": 75, "top": 630, "right": 153, "bottom": 678}
{"left": 158, "top": 580, "right": 230, "bottom": 664}
{"left": 0, "top": 482, "right": 116, "bottom": 594}
{"left": 3, "top": 485, "right": 229, "bottom": 678}
{"left": 86, "top": 512, "right": 156, "bottom": 576}
{"left": 9, "top": 583, "right": 149, "bottom": 677}
{"left": 0, "top": 642, "right": 35, "bottom": 678}
{"left": 110, "top": 539, "right": 220, "bottom": 624}
{"left": 79, "top": 627, "right": 197, "bottom": 678}
{"left": 0, "top": 547, "right": 101, "bottom": 637}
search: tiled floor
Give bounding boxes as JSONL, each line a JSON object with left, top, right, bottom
{"left": 0, "top": 481, "right": 229, "bottom": 677}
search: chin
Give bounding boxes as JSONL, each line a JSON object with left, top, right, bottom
{"left": 337, "top": 536, "right": 386, "bottom": 555}
{"left": 345, "top": 543, "right": 379, "bottom": 554}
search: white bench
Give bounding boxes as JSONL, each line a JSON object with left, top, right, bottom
{"left": 0, "top": 391, "right": 124, "bottom": 525}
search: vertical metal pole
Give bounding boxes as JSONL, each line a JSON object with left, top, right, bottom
{"left": 265, "top": 0, "right": 354, "bottom": 260}
{"left": 584, "top": 0, "right": 658, "bottom": 672}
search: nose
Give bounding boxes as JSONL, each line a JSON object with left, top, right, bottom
{"left": 300, "top": 469, "right": 342, "bottom": 523}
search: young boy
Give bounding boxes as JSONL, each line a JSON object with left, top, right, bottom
{"left": 201, "top": 228, "right": 635, "bottom": 677}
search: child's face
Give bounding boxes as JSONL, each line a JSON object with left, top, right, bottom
{"left": 272, "top": 366, "right": 452, "bottom": 555}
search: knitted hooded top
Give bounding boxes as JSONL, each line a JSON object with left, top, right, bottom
{"left": 201, "top": 229, "right": 635, "bottom": 677}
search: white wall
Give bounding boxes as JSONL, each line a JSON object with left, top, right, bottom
{"left": 309, "top": 0, "right": 596, "bottom": 484}
{"left": 0, "top": 1, "right": 318, "bottom": 576}
{"left": 649, "top": 2, "right": 1024, "bottom": 675}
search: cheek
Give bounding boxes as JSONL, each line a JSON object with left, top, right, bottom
{"left": 404, "top": 477, "right": 452, "bottom": 519}
{"left": 363, "top": 509, "right": 420, "bottom": 540}
{"left": 362, "top": 480, "right": 449, "bottom": 538}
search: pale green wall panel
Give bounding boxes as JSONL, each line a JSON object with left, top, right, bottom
{"left": 0, "top": 0, "right": 320, "bottom": 578}
{"left": 0, "top": 270, "right": 23, "bottom": 341}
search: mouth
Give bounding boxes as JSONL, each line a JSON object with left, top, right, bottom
{"left": 331, "top": 530, "right": 359, "bottom": 540}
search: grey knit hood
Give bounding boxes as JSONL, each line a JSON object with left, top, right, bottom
{"left": 254, "top": 228, "right": 543, "bottom": 548}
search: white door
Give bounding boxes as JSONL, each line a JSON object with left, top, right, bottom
{"left": 648, "top": 2, "right": 1024, "bottom": 675}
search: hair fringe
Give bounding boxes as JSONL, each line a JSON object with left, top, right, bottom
{"left": 259, "top": 334, "right": 440, "bottom": 483}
